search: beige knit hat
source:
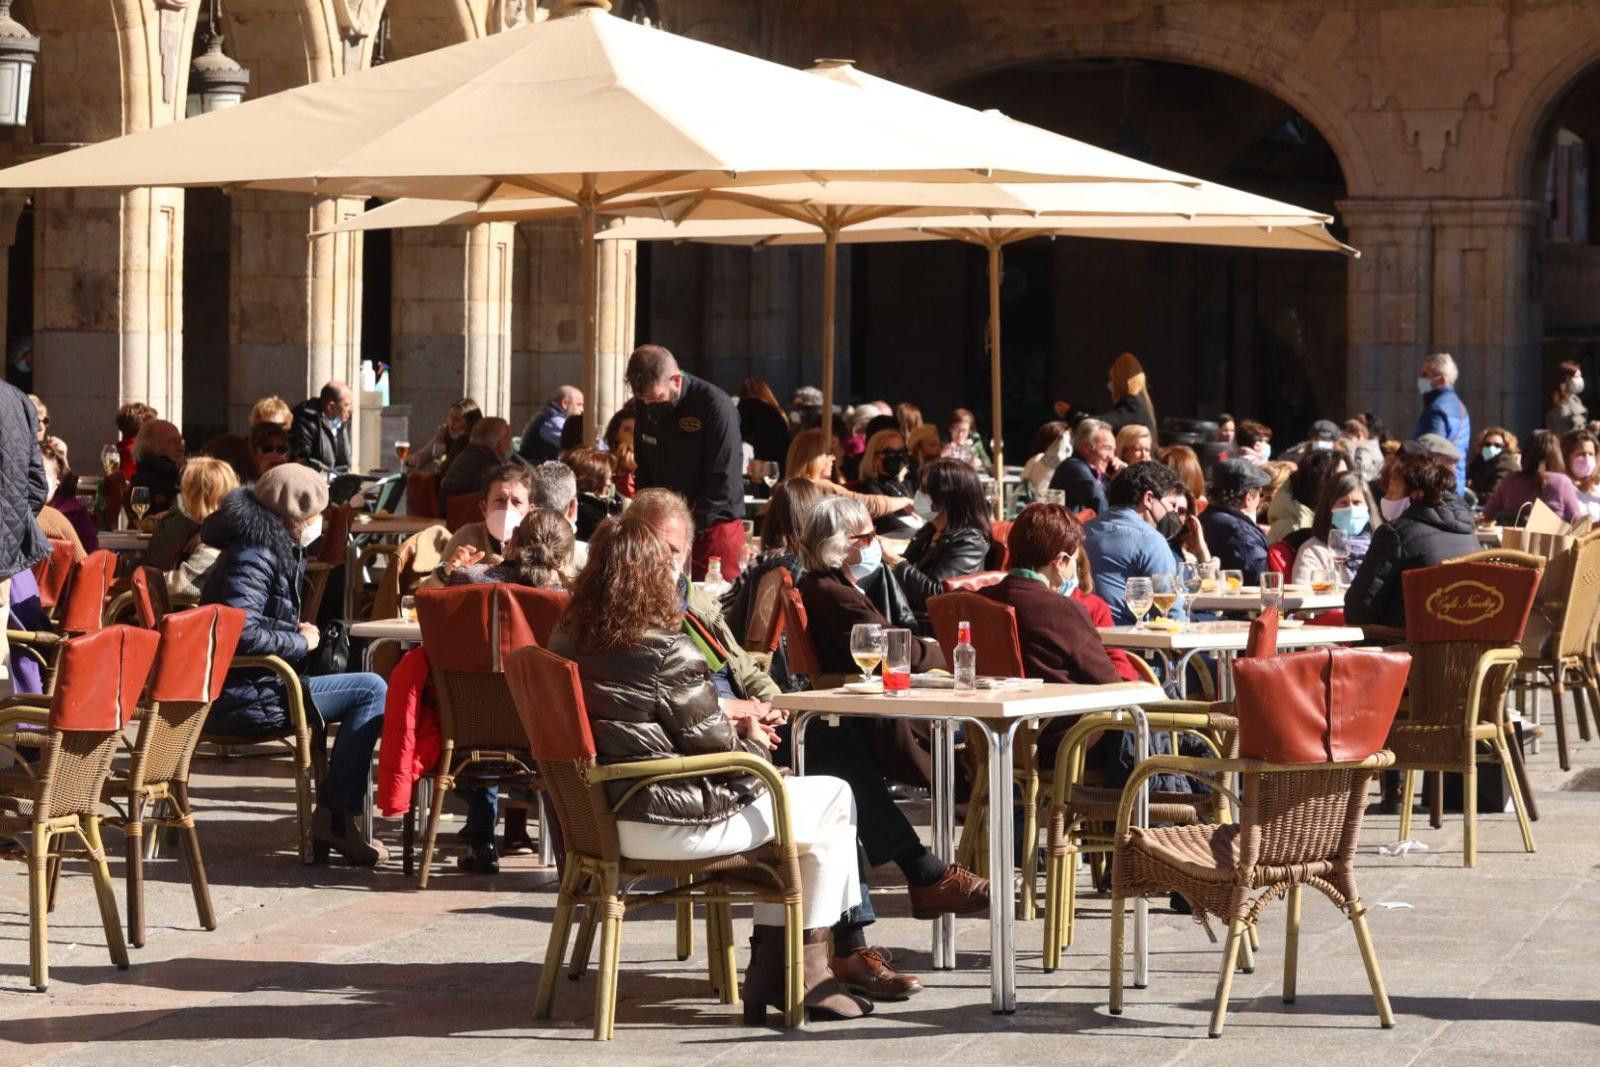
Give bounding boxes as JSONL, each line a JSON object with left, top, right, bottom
{"left": 251, "top": 463, "right": 329, "bottom": 523}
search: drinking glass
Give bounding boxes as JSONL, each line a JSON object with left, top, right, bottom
{"left": 882, "top": 628, "right": 913, "bottom": 696}
{"left": 850, "top": 623, "right": 885, "bottom": 685}
{"left": 1180, "top": 561, "right": 1202, "bottom": 597}
{"left": 1259, "top": 571, "right": 1285, "bottom": 613}
{"left": 1198, "top": 558, "right": 1220, "bottom": 592}
{"left": 1310, "top": 561, "right": 1338, "bottom": 596}
{"left": 394, "top": 439, "right": 410, "bottom": 464}
{"left": 1327, "top": 529, "right": 1351, "bottom": 585}
{"left": 1221, "top": 568, "right": 1243, "bottom": 594}
{"left": 400, "top": 595, "right": 417, "bottom": 623}
{"left": 761, "top": 461, "right": 780, "bottom": 489}
{"left": 129, "top": 486, "right": 152, "bottom": 526}
{"left": 1151, "top": 573, "right": 1178, "bottom": 621}
{"left": 100, "top": 445, "right": 119, "bottom": 477}
{"left": 1124, "top": 576, "right": 1154, "bottom": 628}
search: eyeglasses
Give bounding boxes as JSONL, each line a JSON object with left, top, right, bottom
{"left": 39, "top": 416, "right": 49, "bottom": 426}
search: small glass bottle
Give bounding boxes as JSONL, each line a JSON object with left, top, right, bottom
{"left": 705, "top": 557, "right": 724, "bottom": 586}
{"left": 953, "top": 620, "right": 977, "bottom": 695}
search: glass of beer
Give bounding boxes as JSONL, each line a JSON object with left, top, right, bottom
{"left": 1198, "top": 558, "right": 1219, "bottom": 592}
{"left": 394, "top": 439, "right": 410, "bottom": 464}
{"left": 1151, "top": 573, "right": 1179, "bottom": 622}
{"left": 850, "top": 623, "right": 885, "bottom": 685}
{"left": 1260, "top": 571, "right": 1285, "bottom": 613}
{"left": 882, "top": 628, "right": 913, "bottom": 696}
{"left": 100, "top": 445, "right": 119, "bottom": 476}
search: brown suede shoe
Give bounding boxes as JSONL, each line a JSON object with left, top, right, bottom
{"left": 908, "top": 863, "right": 990, "bottom": 920}
{"left": 831, "top": 946, "right": 924, "bottom": 1001}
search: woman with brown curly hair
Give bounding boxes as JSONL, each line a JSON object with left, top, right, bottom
{"left": 548, "top": 516, "right": 871, "bottom": 1022}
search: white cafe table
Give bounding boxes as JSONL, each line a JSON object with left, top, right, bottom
{"left": 1187, "top": 585, "right": 1346, "bottom": 615}
{"left": 349, "top": 617, "right": 421, "bottom": 672}
{"left": 99, "top": 530, "right": 152, "bottom": 554}
{"left": 770, "top": 680, "right": 1167, "bottom": 1014}
{"left": 1099, "top": 620, "right": 1366, "bottom": 700}
{"left": 344, "top": 515, "right": 442, "bottom": 623}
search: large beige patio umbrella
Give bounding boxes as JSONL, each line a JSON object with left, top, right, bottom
{"left": 0, "top": 2, "right": 1195, "bottom": 443}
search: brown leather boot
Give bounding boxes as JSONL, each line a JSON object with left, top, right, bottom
{"left": 741, "top": 926, "right": 872, "bottom": 1024}
{"left": 312, "top": 806, "right": 389, "bottom": 867}
{"left": 741, "top": 924, "right": 786, "bottom": 1025}
{"left": 831, "top": 945, "right": 924, "bottom": 1000}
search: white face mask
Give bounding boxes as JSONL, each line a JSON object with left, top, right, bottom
{"left": 298, "top": 515, "right": 324, "bottom": 548}
{"left": 1416, "top": 375, "right": 1435, "bottom": 395}
{"left": 486, "top": 506, "right": 524, "bottom": 545}
{"left": 912, "top": 491, "right": 935, "bottom": 520}
{"left": 1256, "top": 441, "right": 1272, "bottom": 462}
{"left": 1572, "top": 377, "right": 1586, "bottom": 396}
{"left": 848, "top": 539, "right": 884, "bottom": 583}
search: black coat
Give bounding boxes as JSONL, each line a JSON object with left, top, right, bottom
{"left": 198, "top": 489, "right": 310, "bottom": 736}
{"left": 857, "top": 476, "right": 922, "bottom": 536}
{"left": 0, "top": 382, "right": 48, "bottom": 580}
{"left": 576, "top": 491, "right": 621, "bottom": 542}
{"left": 438, "top": 444, "right": 504, "bottom": 504}
{"left": 289, "top": 397, "right": 351, "bottom": 474}
{"left": 1198, "top": 506, "right": 1271, "bottom": 584}
{"left": 1049, "top": 456, "right": 1110, "bottom": 514}
{"left": 1101, "top": 393, "right": 1157, "bottom": 436}
{"left": 738, "top": 397, "right": 791, "bottom": 464}
{"left": 1344, "top": 495, "right": 1481, "bottom": 629}
{"left": 634, "top": 372, "right": 745, "bottom": 530}
{"left": 895, "top": 523, "right": 992, "bottom": 612}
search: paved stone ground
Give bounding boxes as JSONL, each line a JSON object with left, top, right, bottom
{"left": 2, "top": 722, "right": 1598, "bottom": 1065}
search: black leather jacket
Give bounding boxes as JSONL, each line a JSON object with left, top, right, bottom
{"left": 894, "top": 523, "right": 992, "bottom": 612}
{"left": 546, "top": 626, "right": 769, "bottom": 825}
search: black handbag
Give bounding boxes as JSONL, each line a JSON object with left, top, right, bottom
{"left": 302, "top": 619, "right": 350, "bottom": 677}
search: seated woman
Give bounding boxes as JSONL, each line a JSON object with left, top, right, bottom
{"left": 1467, "top": 426, "right": 1519, "bottom": 503}
{"left": 38, "top": 438, "right": 96, "bottom": 554}
{"left": 796, "top": 498, "right": 987, "bottom": 919}
{"left": 1115, "top": 424, "right": 1152, "bottom": 467}
{"left": 247, "top": 421, "right": 291, "bottom": 481}
{"left": 1482, "top": 428, "right": 1584, "bottom": 524}
{"left": 1268, "top": 448, "right": 1347, "bottom": 545}
{"left": 550, "top": 516, "right": 870, "bottom": 1020}
{"left": 563, "top": 447, "right": 622, "bottom": 542}
{"left": 407, "top": 398, "right": 480, "bottom": 475}
{"left": 1561, "top": 429, "right": 1600, "bottom": 521}
{"left": 786, "top": 429, "right": 914, "bottom": 522}
{"left": 603, "top": 406, "right": 638, "bottom": 499}
{"left": 1345, "top": 452, "right": 1479, "bottom": 630}
{"left": 1291, "top": 471, "right": 1379, "bottom": 587}
{"left": 1021, "top": 421, "right": 1072, "bottom": 500}
{"left": 199, "top": 465, "right": 389, "bottom": 865}
{"left": 164, "top": 458, "right": 239, "bottom": 598}
{"left": 886, "top": 458, "right": 992, "bottom": 614}
{"left": 853, "top": 429, "right": 922, "bottom": 537}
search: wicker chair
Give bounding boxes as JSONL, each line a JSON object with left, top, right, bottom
{"left": 777, "top": 582, "right": 845, "bottom": 689}
{"left": 1107, "top": 646, "right": 1410, "bottom": 1037}
{"left": 7, "top": 549, "right": 119, "bottom": 692}
{"left": 411, "top": 583, "right": 567, "bottom": 887}
{"left": 444, "top": 493, "right": 482, "bottom": 533}
{"left": 102, "top": 606, "right": 246, "bottom": 947}
{"left": 505, "top": 644, "right": 805, "bottom": 1039}
{"left": 0, "top": 626, "right": 161, "bottom": 990}
{"left": 1388, "top": 560, "right": 1543, "bottom": 866}
{"left": 940, "top": 571, "right": 1006, "bottom": 593}
{"left": 1505, "top": 535, "right": 1600, "bottom": 772}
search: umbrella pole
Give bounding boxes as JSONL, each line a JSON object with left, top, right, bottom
{"left": 988, "top": 238, "right": 1004, "bottom": 520}
{"left": 821, "top": 224, "right": 839, "bottom": 428}
{"left": 580, "top": 188, "right": 600, "bottom": 447}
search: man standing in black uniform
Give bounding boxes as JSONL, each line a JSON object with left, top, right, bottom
{"left": 626, "top": 344, "right": 746, "bottom": 579}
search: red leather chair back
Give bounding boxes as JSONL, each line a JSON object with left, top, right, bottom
{"left": 32, "top": 538, "right": 78, "bottom": 610}
{"left": 405, "top": 471, "right": 442, "bottom": 519}
{"left": 744, "top": 566, "right": 792, "bottom": 653}
{"left": 986, "top": 521, "right": 1013, "bottom": 570}
{"left": 444, "top": 493, "right": 482, "bottom": 533}
{"left": 131, "top": 566, "right": 172, "bottom": 629}
{"left": 1402, "top": 561, "right": 1540, "bottom": 645}
{"left": 927, "top": 591, "right": 1024, "bottom": 677}
{"left": 313, "top": 503, "right": 354, "bottom": 566}
{"left": 778, "top": 585, "right": 824, "bottom": 677}
{"left": 1233, "top": 647, "right": 1411, "bottom": 763}
{"left": 58, "top": 550, "right": 119, "bottom": 635}
{"left": 51, "top": 626, "right": 162, "bottom": 732}
{"left": 1266, "top": 542, "right": 1295, "bottom": 575}
{"left": 1245, "top": 604, "right": 1279, "bottom": 659}
{"left": 150, "top": 605, "right": 246, "bottom": 704}
{"left": 506, "top": 645, "right": 597, "bottom": 763}
{"left": 416, "top": 584, "right": 569, "bottom": 673}
{"left": 940, "top": 570, "right": 1006, "bottom": 593}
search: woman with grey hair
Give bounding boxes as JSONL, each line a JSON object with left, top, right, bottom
{"left": 795, "top": 497, "right": 988, "bottom": 923}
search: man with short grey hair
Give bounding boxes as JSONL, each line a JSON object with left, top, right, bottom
{"left": 290, "top": 380, "right": 354, "bottom": 474}
{"left": 517, "top": 385, "right": 584, "bottom": 465}
{"left": 531, "top": 460, "right": 588, "bottom": 568}
{"left": 1048, "top": 417, "right": 1116, "bottom": 514}
{"left": 1413, "top": 352, "right": 1470, "bottom": 489}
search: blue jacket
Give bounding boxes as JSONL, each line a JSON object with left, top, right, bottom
{"left": 1198, "top": 506, "right": 1271, "bottom": 584}
{"left": 517, "top": 400, "right": 567, "bottom": 465}
{"left": 1084, "top": 506, "right": 1184, "bottom": 625}
{"left": 1048, "top": 456, "right": 1109, "bottom": 514}
{"left": 199, "top": 489, "right": 310, "bottom": 736}
{"left": 1414, "top": 386, "right": 1471, "bottom": 488}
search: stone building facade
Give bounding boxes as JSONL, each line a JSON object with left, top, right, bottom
{"left": 4, "top": 1, "right": 1599, "bottom": 459}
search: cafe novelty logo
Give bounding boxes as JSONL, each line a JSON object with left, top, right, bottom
{"left": 678, "top": 416, "right": 703, "bottom": 433}
{"left": 1425, "top": 580, "right": 1505, "bottom": 626}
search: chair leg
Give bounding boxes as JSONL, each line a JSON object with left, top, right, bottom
{"left": 1349, "top": 903, "right": 1395, "bottom": 1029}
{"left": 1504, "top": 725, "right": 1540, "bottom": 822}
{"left": 569, "top": 894, "right": 599, "bottom": 980}
{"left": 1574, "top": 660, "right": 1595, "bottom": 742}
{"left": 125, "top": 795, "right": 147, "bottom": 948}
{"left": 83, "top": 818, "right": 130, "bottom": 972}
{"left": 1552, "top": 669, "right": 1573, "bottom": 772}
{"left": 1495, "top": 734, "right": 1537, "bottom": 853}
{"left": 708, "top": 902, "right": 738, "bottom": 1005}
{"left": 783, "top": 901, "right": 805, "bottom": 1030}
{"left": 295, "top": 729, "right": 316, "bottom": 864}
{"left": 1462, "top": 763, "right": 1478, "bottom": 868}
{"left": 415, "top": 769, "right": 451, "bottom": 889}
{"left": 172, "top": 783, "right": 217, "bottom": 932}
{"left": 1238, "top": 924, "right": 1256, "bottom": 974}
{"left": 29, "top": 829, "right": 50, "bottom": 991}
{"left": 1209, "top": 917, "right": 1248, "bottom": 1038}
{"left": 1019, "top": 771, "right": 1040, "bottom": 921}
{"left": 1398, "top": 770, "right": 1416, "bottom": 841}
{"left": 1065, "top": 846, "right": 1080, "bottom": 948}
{"left": 1282, "top": 885, "right": 1302, "bottom": 1004}
{"left": 592, "top": 867, "right": 624, "bottom": 1041}
{"left": 1427, "top": 772, "right": 1443, "bottom": 830}
{"left": 674, "top": 885, "right": 693, "bottom": 961}
{"left": 1041, "top": 851, "right": 1063, "bottom": 972}
{"left": 535, "top": 856, "right": 582, "bottom": 1019}
{"left": 45, "top": 837, "right": 63, "bottom": 913}
{"left": 1107, "top": 893, "right": 1127, "bottom": 1016}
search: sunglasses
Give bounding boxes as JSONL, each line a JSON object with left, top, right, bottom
{"left": 260, "top": 444, "right": 290, "bottom": 455}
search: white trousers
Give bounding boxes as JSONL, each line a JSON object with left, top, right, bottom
{"left": 617, "top": 774, "right": 861, "bottom": 930}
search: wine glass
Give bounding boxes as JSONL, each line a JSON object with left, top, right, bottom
{"left": 849, "top": 623, "right": 885, "bottom": 686}
{"left": 762, "top": 461, "right": 780, "bottom": 489}
{"left": 1151, "top": 573, "right": 1178, "bottom": 622}
{"left": 1125, "top": 576, "right": 1154, "bottom": 628}
{"left": 1180, "top": 561, "right": 1202, "bottom": 598}
{"left": 1327, "top": 528, "right": 1351, "bottom": 586}
{"left": 1259, "top": 571, "right": 1285, "bottom": 614}
{"left": 129, "top": 486, "right": 151, "bottom": 527}
{"left": 100, "top": 445, "right": 119, "bottom": 477}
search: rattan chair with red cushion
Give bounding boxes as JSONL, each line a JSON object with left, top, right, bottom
{"left": 103, "top": 605, "right": 246, "bottom": 947}
{"left": 986, "top": 522, "right": 1013, "bottom": 570}
{"left": 1390, "top": 559, "right": 1543, "bottom": 866}
{"left": 444, "top": 493, "right": 482, "bottom": 533}
{"left": 776, "top": 583, "right": 838, "bottom": 688}
{"left": 31, "top": 538, "right": 78, "bottom": 612}
{"left": 506, "top": 644, "right": 804, "bottom": 1039}
{"left": 300, "top": 503, "right": 354, "bottom": 624}
{"left": 129, "top": 565, "right": 173, "bottom": 629}
{"left": 1266, "top": 541, "right": 1295, "bottom": 575}
{"left": 405, "top": 471, "right": 442, "bottom": 519}
{"left": 7, "top": 549, "right": 120, "bottom": 694}
{"left": 411, "top": 583, "right": 568, "bottom": 886}
{"left": 0, "top": 626, "right": 161, "bottom": 990}
{"left": 939, "top": 570, "right": 1007, "bottom": 593}
{"left": 1109, "top": 646, "right": 1411, "bottom": 1036}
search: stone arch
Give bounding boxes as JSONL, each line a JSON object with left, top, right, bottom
{"left": 887, "top": 27, "right": 1372, "bottom": 197}
{"left": 1497, "top": 26, "right": 1600, "bottom": 199}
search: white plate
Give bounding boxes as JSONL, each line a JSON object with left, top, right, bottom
{"left": 841, "top": 681, "right": 884, "bottom": 694}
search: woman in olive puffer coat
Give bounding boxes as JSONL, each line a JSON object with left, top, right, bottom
{"left": 547, "top": 515, "right": 868, "bottom": 1022}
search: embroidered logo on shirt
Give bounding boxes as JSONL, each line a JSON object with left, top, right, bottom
{"left": 678, "top": 416, "right": 703, "bottom": 433}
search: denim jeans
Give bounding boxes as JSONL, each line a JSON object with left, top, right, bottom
{"left": 460, "top": 786, "right": 498, "bottom": 840}
{"left": 306, "top": 672, "right": 386, "bottom": 815}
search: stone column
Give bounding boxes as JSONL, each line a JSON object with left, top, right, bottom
{"left": 391, "top": 222, "right": 516, "bottom": 428}
{"left": 594, "top": 234, "right": 637, "bottom": 430}
{"left": 228, "top": 192, "right": 365, "bottom": 448}
{"left": 35, "top": 187, "right": 185, "bottom": 458}
{"left": 1340, "top": 197, "right": 1542, "bottom": 438}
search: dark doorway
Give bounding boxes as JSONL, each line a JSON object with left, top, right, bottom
{"left": 361, "top": 197, "right": 393, "bottom": 374}
{"left": 5, "top": 199, "right": 32, "bottom": 393}
{"left": 182, "top": 188, "right": 232, "bottom": 446}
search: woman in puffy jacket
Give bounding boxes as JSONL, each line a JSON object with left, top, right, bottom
{"left": 547, "top": 515, "right": 869, "bottom": 1022}
{"left": 199, "top": 464, "right": 389, "bottom": 866}
{"left": 886, "top": 458, "right": 993, "bottom": 613}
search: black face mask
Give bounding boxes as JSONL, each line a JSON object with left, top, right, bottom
{"left": 639, "top": 399, "right": 675, "bottom": 423}
{"left": 880, "top": 449, "right": 909, "bottom": 479}
{"left": 1156, "top": 508, "right": 1186, "bottom": 542}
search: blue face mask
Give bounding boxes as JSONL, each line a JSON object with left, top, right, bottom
{"left": 848, "top": 539, "right": 883, "bottom": 583}
{"left": 1481, "top": 444, "right": 1503, "bottom": 462}
{"left": 1056, "top": 554, "right": 1080, "bottom": 596}
{"left": 1331, "top": 505, "right": 1369, "bottom": 536}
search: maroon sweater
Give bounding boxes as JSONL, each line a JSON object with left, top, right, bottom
{"left": 978, "top": 574, "right": 1122, "bottom": 685}
{"left": 798, "top": 570, "right": 945, "bottom": 676}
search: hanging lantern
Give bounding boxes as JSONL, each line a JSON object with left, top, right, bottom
{"left": 187, "top": 0, "right": 250, "bottom": 117}
{"left": 0, "top": 0, "right": 40, "bottom": 127}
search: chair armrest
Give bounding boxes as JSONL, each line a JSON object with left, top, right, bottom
{"left": 1470, "top": 646, "right": 1524, "bottom": 729}
{"left": 5, "top": 629, "right": 60, "bottom": 650}
{"left": 589, "top": 752, "right": 795, "bottom": 847}
{"left": 0, "top": 698, "right": 50, "bottom": 731}
{"left": 1047, "top": 702, "right": 1229, "bottom": 806}
{"left": 231, "top": 655, "right": 312, "bottom": 736}
{"left": 1112, "top": 751, "right": 1396, "bottom": 842}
